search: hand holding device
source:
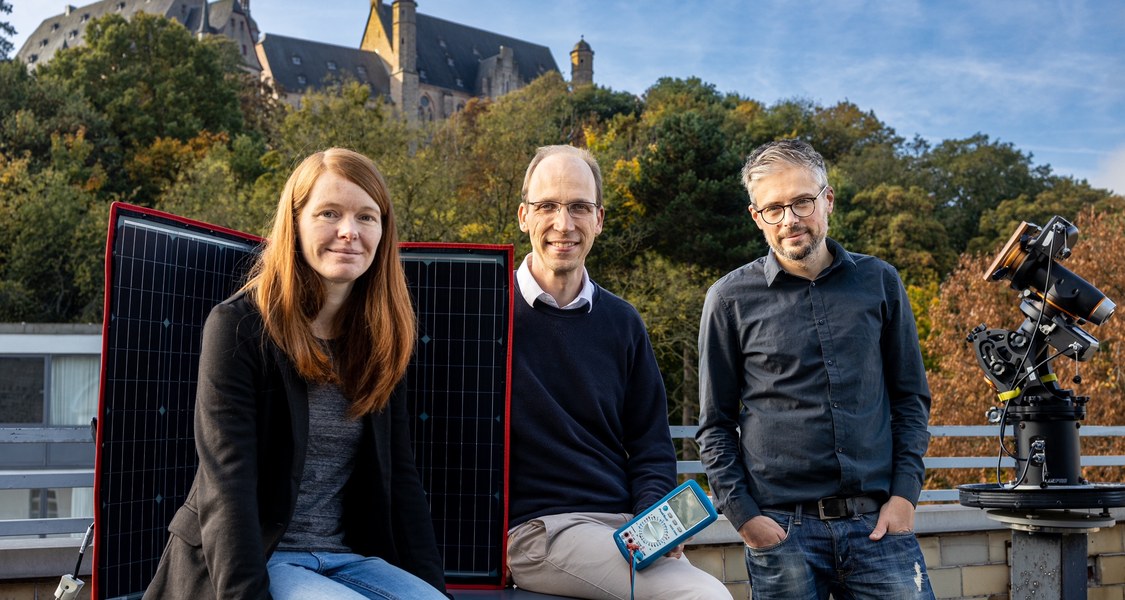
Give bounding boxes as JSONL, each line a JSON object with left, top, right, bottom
{"left": 613, "top": 480, "right": 718, "bottom": 570}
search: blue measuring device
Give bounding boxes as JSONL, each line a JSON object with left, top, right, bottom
{"left": 613, "top": 480, "right": 718, "bottom": 570}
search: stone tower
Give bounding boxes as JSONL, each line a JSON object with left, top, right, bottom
{"left": 570, "top": 37, "right": 593, "bottom": 87}
{"left": 391, "top": 0, "right": 419, "bottom": 119}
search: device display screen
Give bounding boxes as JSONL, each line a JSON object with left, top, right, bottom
{"left": 667, "top": 487, "right": 708, "bottom": 528}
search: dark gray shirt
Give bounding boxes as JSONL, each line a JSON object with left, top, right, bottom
{"left": 278, "top": 381, "right": 362, "bottom": 552}
{"left": 696, "top": 238, "right": 931, "bottom": 531}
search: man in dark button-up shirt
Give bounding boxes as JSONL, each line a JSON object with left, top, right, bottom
{"left": 697, "top": 139, "right": 935, "bottom": 599}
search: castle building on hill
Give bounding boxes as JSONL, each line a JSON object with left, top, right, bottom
{"left": 17, "top": 0, "right": 594, "bottom": 121}
{"left": 17, "top": 0, "right": 261, "bottom": 72}
{"left": 358, "top": 0, "right": 562, "bottom": 121}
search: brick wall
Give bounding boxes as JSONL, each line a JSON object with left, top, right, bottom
{"left": 682, "top": 509, "right": 1125, "bottom": 600}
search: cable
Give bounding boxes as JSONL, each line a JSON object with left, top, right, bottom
{"left": 993, "top": 229, "right": 1059, "bottom": 483}
{"left": 627, "top": 542, "right": 640, "bottom": 600}
{"left": 54, "top": 522, "right": 94, "bottom": 600}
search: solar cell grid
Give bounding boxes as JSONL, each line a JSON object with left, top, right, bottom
{"left": 401, "top": 248, "right": 512, "bottom": 586}
{"left": 96, "top": 207, "right": 260, "bottom": 599}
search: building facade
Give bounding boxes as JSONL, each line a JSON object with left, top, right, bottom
{"left": 16, "top": 0, "right": 261, "bottom": 72}
{"left": 20, "top": 0, "right": 594, "bottom": 118}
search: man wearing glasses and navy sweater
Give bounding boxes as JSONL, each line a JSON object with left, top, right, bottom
{"left": 505, "top": 145, "right": 731, "bottom": 599}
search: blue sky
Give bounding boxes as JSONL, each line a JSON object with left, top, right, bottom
{"left": 8, "top": 1, "right": 1125, "bottom": 193}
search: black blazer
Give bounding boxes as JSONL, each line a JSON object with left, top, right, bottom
{"left": 144, "top": 293, "right": 446, "bottom": 599}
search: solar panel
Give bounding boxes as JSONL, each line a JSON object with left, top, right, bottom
{"left": 94, "top": 203, "right": 261, "bottom": 600}
{"left": 401, "top": 243, "right": 513, "bottom": 588}
{"left": 94, "top": 204, "right": 513, "bottom": 598}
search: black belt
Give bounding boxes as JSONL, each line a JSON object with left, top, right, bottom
{"left": 770, "top": 495, "right": 882, "bottom": 520}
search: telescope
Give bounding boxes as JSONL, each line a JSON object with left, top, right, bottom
{"left": 959, "top": 215, "right": 1125, "bottom": 511}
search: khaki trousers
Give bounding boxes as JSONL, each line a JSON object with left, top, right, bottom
{"left": 507, "top": 512, "right": 732, "bottom": 600}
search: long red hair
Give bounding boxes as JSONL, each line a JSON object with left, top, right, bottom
{"left": 243, "top": 148, "right": 415, "bottom": 416}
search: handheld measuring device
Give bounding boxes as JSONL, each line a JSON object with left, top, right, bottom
{"left": 613, "top": 480, "right": 718, "bottom": 570}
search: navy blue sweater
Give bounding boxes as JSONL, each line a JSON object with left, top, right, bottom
{"left": 508, "top": 280, "right": 677, "bottom": 528}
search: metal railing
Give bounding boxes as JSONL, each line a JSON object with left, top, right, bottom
{"left": 672, "top": 425, "right": 1125, "bottom": 502}
{"left": 0, "top": 426, "right": 94, "bottom": 537}
{"left": 3, "top": 425, "right": 1125, "bottom": 537}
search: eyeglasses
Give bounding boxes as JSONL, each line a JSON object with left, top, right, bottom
{"left": 525, "top": 200, "right": 601, "bottom": 218}
{"left": 752, "top": 184, "right": 828, "bottom": 225}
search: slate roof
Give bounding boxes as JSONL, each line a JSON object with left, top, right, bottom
{"left": 375, "top": 8, "right": 558, "bottom": 95}
{"left": 15, "top": 0, "right": 255, "bottom": 68}
{"left": 258, "top": 34, "right": 390, "bottom": 99}
{"left": 18, "top": 0, "right": 171, "bottom": 66}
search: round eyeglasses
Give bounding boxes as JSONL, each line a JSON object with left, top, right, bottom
{"left": 751, "top": 184, "right": 828, "bottom": 225}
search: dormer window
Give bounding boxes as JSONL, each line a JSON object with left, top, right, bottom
{"left": 356, "top": 66, "right": 367, "bottom": 76}
{"left": 291, "top": 55, "right": 302, "bottom": 65}
{"left": 438, "top": 38, "right": 446, "bottom": 48}
{"left": 40, "top": 39, "right": 49, "bottom": 47}
{"left": 81, "top": 13, "right": 90, "bottom": 22}
{"left": 28, "top": 54, "right": 38, "bottom": 64}
{"left": 69, "top": 30, "right": 79, "bottom": 39}
{"left": 419, "top": 69, "right": 427, "bottom": 81}
{"left": 446, "top": 57, "right": 454, "bottom": 67}
{"left": 326, "top": 61, "right": 337, "bottom": 71}
{"left": 296, "top": 75, "right": 307, "bottom": 86}
{"left": 455, "top": 78, "right": 463, "bottom": 88}
{"left": 52, "top": 23, "right": 60, "bottom": 31}
{"left": 117, "top": 2, "right": 125, "bottom": 10}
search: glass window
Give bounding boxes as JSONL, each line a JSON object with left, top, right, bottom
{"left": 50, "top": 355, "right": 99, "bottom": 426}
{"left": 0, "top": 357, "right": 46, "bottom": 424}
{"left": 292, "top": 55, "right": 302, "bottom": 65}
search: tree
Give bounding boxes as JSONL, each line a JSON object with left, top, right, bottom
{"left": 625, "top": 103, "right": 761, "bottom": 273}
{"left": 970, "top": 177, "right": 1124, "bottom": 254}
{"left": 156, "top": 140, "right": 272, "bottom": 236}
{"left": 602, "top": 253, "right": 718, "bottom": 467}
{"left": 0, "top": 0, "right": 14, "bottom": 60}
{"left": 570, "top": 84, "right": 641, "bottom": 130}
{"left": 446, "top": 72, "right": 576, "bottom": 248}
{"left": 266, "top": 79, "right": 447, "bottom": 237}
{"left": 0, "top": 132, "right": 108, "bottom": 321}
{"left": 917, "top": 133, "right": 1049, "bottom": 254}
{"left": 39, "top": 13, "right": 244, "bottom": 157}
{"left": 0, "top": 60, "right": 113, "bottom": 171}
{"left": 838, "top": 184, "right": 956, "bottom": 285}
{"left": 126, "top": 131, "right": 230, "bottom": 206}
{"left": 808, "top": 101, "right": 900, "bottom": 164}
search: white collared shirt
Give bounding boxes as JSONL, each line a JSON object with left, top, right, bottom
{"left": 516, "top": 254, "right": 595, "bottom": 312}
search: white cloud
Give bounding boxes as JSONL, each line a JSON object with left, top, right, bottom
{"left": 1092, "top": 146, "right": 1125, "bottom": 195}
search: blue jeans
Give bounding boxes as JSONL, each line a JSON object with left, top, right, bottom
{"left": 745, "top": 508, "right": 934, "bottom": 600}
{"left": 266, "top": 550, "right": 446, "bottom": 600}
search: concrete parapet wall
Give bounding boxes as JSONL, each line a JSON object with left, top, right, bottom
{"left": 3, "top": 506, "right": 1124, "bottom": 599}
